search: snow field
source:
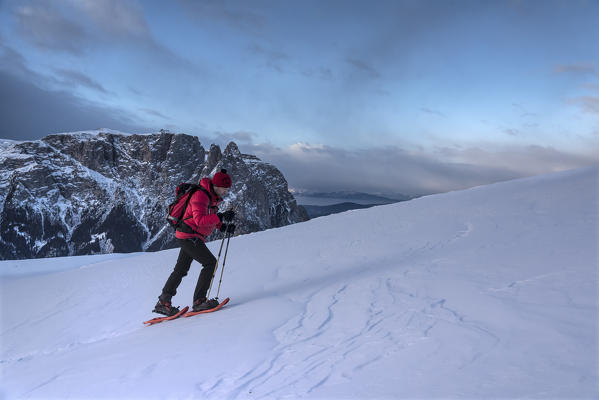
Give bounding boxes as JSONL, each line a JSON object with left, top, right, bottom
{"left": 1, "top": 166, "right": 597, "bottom": 399}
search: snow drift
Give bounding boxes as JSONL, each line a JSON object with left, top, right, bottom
{"left": 1, "top": 166, "right": 597, "bottom": 399}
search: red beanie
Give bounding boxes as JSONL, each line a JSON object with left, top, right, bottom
{"left": 212, "top": 168, "right": 232, "bottom": 188}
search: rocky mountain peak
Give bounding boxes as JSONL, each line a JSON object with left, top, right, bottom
{"left": 224, "top": 141, "right": 241, "bottom": 157}
{"left": 0, "top": 131, "right": 308, "bottom": 260}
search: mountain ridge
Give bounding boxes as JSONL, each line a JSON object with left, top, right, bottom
{"left": 0, "top": 130, "right": 308, "bottom": 260}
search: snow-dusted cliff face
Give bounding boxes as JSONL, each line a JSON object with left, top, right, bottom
{"left": 0, "top": 131, "right": 308, "bottom": 260}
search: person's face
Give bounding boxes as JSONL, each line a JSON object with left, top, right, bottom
{"left": 214, "top": 186, "right": 229, "bottom": 197}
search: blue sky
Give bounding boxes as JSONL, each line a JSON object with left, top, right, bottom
{"left": 1, "top": 0, "right": 598, "bottom": 195}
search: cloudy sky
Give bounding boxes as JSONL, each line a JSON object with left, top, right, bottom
{"left": 1, "top": 0, "right": 598, "bottom": 195}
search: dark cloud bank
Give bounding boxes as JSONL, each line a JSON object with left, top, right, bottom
{"left": 0, "top": 41, "right": 149, "bottom": 140}
{"left": 0, "top": 69, "right": 149, "bottom": 140}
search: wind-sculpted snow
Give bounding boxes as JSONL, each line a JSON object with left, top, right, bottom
{"left": 1, "top": 167, "right": 597, "bottom": 399}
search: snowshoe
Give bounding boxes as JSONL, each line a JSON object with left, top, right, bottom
{"left": 192, "top": 297, "right": 220, "bottom": 312}
{"left": 153, "top": 299, "right": 181, "bottom": 316}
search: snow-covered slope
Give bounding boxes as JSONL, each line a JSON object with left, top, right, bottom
{"left": 1, "top": 167, "right": 597, "bottom": 399}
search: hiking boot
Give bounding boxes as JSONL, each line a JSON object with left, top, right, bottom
{"left": 153, "top": 298, "right": 180, "bottom": 316}
{"left": 192, "top": 297, "right": 220, "bottom": 312}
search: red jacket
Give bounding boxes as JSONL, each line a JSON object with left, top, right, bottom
{"left": 175, "top": 178, "right": 223, "bottom": 241}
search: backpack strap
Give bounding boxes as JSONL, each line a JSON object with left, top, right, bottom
{"left": 197, "top": 185, "right": 212, "bottom": 205}
{"left": 167, "top": 185, "right": 199, "bottom": 229}
{"left": 181, "top": 185, "right": 212, "bottom": 220}
{"left": 176, "top": 185, "right": 215, "bottom": 234}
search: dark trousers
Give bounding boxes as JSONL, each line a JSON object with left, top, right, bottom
{"left": 161, "top": 239, "right": 217, "bottom": 302}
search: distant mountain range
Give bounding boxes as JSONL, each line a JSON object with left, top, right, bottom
{"left": 293, "top": 190, "right": 413, "bottom": 218}
{"left": 301, "top": 202, "right": 378, "bottom": 219}
{"left": 296, "top": 191, "right": 410, "bottom": 203}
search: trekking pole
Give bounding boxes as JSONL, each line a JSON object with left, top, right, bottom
{"left": 207, "top": 205, "right": 237, "bottom": 299}
{"left": 215, "top": 230, "right": 232, "bottom": 299}
{"left": 207, "top": 232, "right": 227, "bottom": 299}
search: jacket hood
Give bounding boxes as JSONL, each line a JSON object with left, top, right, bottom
{"left": 199, "top": 177, "right": 212, "bottom": 192}
{"left": 199, "top": 177, "right": 222, "bottom": 201}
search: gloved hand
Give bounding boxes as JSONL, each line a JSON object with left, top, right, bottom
{"left": 226, "top": 224, "right": 236, "bottom": 234}
{"left": 222, "top": 210, "right": 236, "bottom": 222}
{"left": 219, "top": 223, "right": 228, "bottom": 232}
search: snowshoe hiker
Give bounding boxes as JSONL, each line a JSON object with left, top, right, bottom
{"left": 153, "top": 169, "right": 236, "bottom": 316}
